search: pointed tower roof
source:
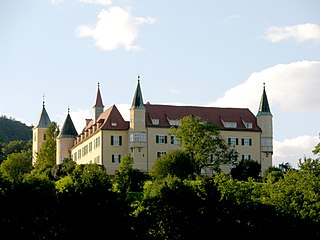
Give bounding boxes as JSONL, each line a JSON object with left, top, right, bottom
{"left": 93, "top": 82, "right": 104, "bottom": 108}
{"left": 131, "top": 76, "right": 145, "bottom": 109}
{"left": 58, "top": 108, "right": 78, "bottom": 138}
{"left": 34, "top": 101, "right": 51, "bottom": 129}
{"left": 257, "top": 83, "right": 272, "bottom": 116}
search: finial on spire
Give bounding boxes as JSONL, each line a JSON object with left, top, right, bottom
{"left": 138, "top": 75, "right": 140, "bottom": 83}
{"left": 68, "top": 106, "right": 70, "bottom": 114}
{"left": 42, "top": 93, "right": 45, "bottom": 107}
{"left": 98, "top": 82, "right": 100, "bottom": 88}
{"left": 263, "top": 82, "right": 266, "bottom": 88}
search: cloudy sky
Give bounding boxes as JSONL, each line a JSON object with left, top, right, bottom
{"left": 1, "top": 0, "right": 319, "bottom": 168}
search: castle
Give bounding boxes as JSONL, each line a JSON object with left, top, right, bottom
{"left": 32, "top": 77, "right": 273, "bottom": 175}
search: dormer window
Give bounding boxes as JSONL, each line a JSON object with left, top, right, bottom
{"left": 221, "top": 119, "right": 237, "bottom": 128}
{"left": 152, "top": 119, "right": 159, "bottom": 125}
{"left": 242, "top": 119, "right": 253, "bottom": 129}
{"left": 168, "top": 119, "right": 181, "bottom": 126}
{"left": 111, "top": 122, "right": 117, "bottom": 127}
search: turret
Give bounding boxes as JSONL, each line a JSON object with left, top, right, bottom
{"left": 129, "top": 76, "right": 147, "bottom": 171}
{"left": 93, "top": 82, "right": 104, "bottom": 122}
{"left": 56, "top": 108, "right": 78, "bottom": 164}
{"left": 256, "top": 83, "right": 273, "bottom": 174}
{"left": 32, "top": 99, "right": 51, "bottom": 165}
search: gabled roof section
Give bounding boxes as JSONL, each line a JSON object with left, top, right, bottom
{"left": 58, "top": 111, "right": 78, "bottom": 138}
{"left": 93, "top": 82, "right": 104, "bottom": 108}
{"left": 34, "top": 101, "right": 51, "bottom": 129}
{"left": 98, "top": 105, "right": 129, "bottom": 130}
{"left": 257, "top": 83, "right": 272, "bottom": 116}
{"left": 131, "top": 76, "right": 145, "bottom": 109}
{"left": 145, "top": 103, "right": 261, "bottom": 131}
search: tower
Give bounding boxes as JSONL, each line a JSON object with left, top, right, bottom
{"left": 56, "top": 108, "right": 78, "bottom": 164}
{"left": 93, "top": 82, "right": 104, "bottom": 122}
{"left": 129, "top": 76, "right": 148, "bottom": 171}
{"left": 256, "top": 83, "right": 273, "bottom": 174}
{"left": 32, "top": 99, "right": 51, "bottom": 166}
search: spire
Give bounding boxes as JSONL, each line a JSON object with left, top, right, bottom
{"left": 131, "top": 75, "right": 145, "bottom": 109}
{"left": 93, "top": 82, "right": 104, "bottom": 108}
{"left": 58, "top": 109, "right": 78, "bottom": 138}
{"left": 257, "top": 83, "right": 272, "bottom": 116}
{"left": 93, "top": 82, "right": 104, "bottom": 122}
{"left": 34, "top": 98, "right": 51, "bottom": 128}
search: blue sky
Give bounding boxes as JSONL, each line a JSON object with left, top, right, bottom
{"left": 1, "top": 0, "right": 320, "bottom": 168}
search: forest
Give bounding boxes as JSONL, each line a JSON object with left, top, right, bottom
{"left": 0, "top": 116, "right": 319, "bottom": 239}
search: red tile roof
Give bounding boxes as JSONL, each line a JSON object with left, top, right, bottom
{"left": 98, "top": 105, "right": 129, "bottom": 130}
{"left": 145, "top": 103, "right": 261, "bottom": 131}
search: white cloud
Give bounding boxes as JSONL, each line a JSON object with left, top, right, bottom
{"left": 49, "top": 0, "right": 64, "bottom": 4}
{"left": 116, "top": 103, "right": 130, "bottom": 121}
{"left": 209, "top": 60, "right": 320, "bottom": 113}
{"left": 55, "top": 108, "right": 91, "bottom": 134}
{"left": 265, "top": 23, "right": 320, "bottom": 43}
{"left": 76, "top": 6, "right": 155, "bottom": 51}
{"left": 273, "top": 135, "right": 319, "bottom": 169}
{"left": 79, "top": 0, "right": 112, "bottom": 6}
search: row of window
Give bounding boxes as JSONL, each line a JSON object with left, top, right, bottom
{"left": 228, "top": 137, "right": 252, "bottom": 146}
{"left": 73, "top": 136, "right": 101, "bottom": 160}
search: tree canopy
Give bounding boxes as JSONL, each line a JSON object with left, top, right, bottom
{"left": 170, "top": 116, "right": 238, "bottom": 173}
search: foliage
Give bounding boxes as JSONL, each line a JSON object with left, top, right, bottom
{"left": 0, "top": 148, "right": 32, "bottom": 183}
{"left": 0, "top": 115, "right": 32, "bottom": 143}
{"left": 230, "top": 158, "right": 261, "bottom": 181}
{"left": 313, "top": 142, "right": 320, "bottom": 155}
{"left": 113, "top": 155, "right": 149, "bottom": 195}
{"left": 150, "top": 150, "right": 197, "bottom": 179}
{"left": 170, "top": 116, "right": 238, "bottom": 173}
{"left": 33, "top": 122, "right": 58, "bottom": 177}
{"left": 0, "top": 140, "right": 31, "bottom": 162}
{"left": 51, "top": 158, "right": 76, "bottom": 180}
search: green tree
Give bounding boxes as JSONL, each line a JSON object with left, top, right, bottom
{"left": 113, "top": 155, "right": 149, "bottom": 195}
{"left": 33, "top": 122, "right": 58, "bottom": 176}
{"left": 230, "top": 159, "right": 261, "bottom": 181}
{"left": 170, "top": 116, "right": 238, "bottom": 173}
{"left": 313, "top": 142, "right": 320, "bottom": 155}
{"left": 150, "top": 150, "right": 197, "bottom": 179}
{"left": 0, "top": 149, "right": 32, "bottom": 183}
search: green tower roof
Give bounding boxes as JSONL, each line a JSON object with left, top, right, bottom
{"left": 131, "top": 76, "right": 145, "bottom": 109}
{"left": 257, "top": 83, "right": 272, "bottom": 116}
{"left": 58, "top": 110, "right": 78, "bottom": 138}
{"left": 34, "top": 101, "right": 51, "bottom": 129}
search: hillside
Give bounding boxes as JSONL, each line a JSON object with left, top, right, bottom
{"left": 0, "top": 115, "right": 32, "bottom": 143}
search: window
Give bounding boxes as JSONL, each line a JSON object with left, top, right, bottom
{"left": 73, "top": 152, "right": 77, "bottom": 161}
{"left": 43, "top": 133, "right": 46, "bottom": 141}
{"left": 82, "top": 145, "right": 88, "bottom": 156}
{"left": 171, "top": 136, "right": 179, "bottom": 144}
{"left": 89, "top": 142, "right": 92, "bottom": 152}
{"left": 156, "top": 135, "right": 167, "bottom": 144}
{"left": 78, "top": 149, "right": 81, "bottom": 159}
{"left": 242, "top": 154, "right": 251, "bottom": 160}
{"left": 152, "top": 119, "right": 159, "bottom": 125}
{"left": 111, "top": 122, "right": 117, "bottom": 126}
{"left": 221, "top": 119, "right": 237, "bottom": 128}
{"left": 111, "top": 135, "right": 122, "bottom": 146}
{"left": 112, "top": 154, "right": 121, "bottom": 163}
{"left": 168, "top": 119, "right": 181, "bottom": 126}
{"left": 228, "top": 137, "right": 238, "bottom": 146}
{"left": 242, "top": 138, "right": 252, "bottom": 146}
{"left": 94, "top": 137, "right": 100, "bottom": 149}
{"left": 157, "top": 151, "right": 166, "bottom": 158}
{"left": 261, "top": 137, "right": 272, "bottom": 147}
{"left": 245, "top": 122, "right": 253, "bottom": 129}
{"left": 130, "top": 132, "right": 146, "bottom": 142}
{"left": 94, "top": 156, "right": 100, "bottom": 164}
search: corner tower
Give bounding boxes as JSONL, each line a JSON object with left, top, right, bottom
{"left": 93, "top": 82, "right": 104, "bottom": 122}
{"left": 129, "top": 76, "right": 148, "bottom": 171}
{"left": 256, "top": 83, "right": 273, "bottom": 174}
{"left": 56, "top": 108, "right": 78, "bottom": 164}
{"left": 32, "top": 100, "right": 51, "bottom": 166}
